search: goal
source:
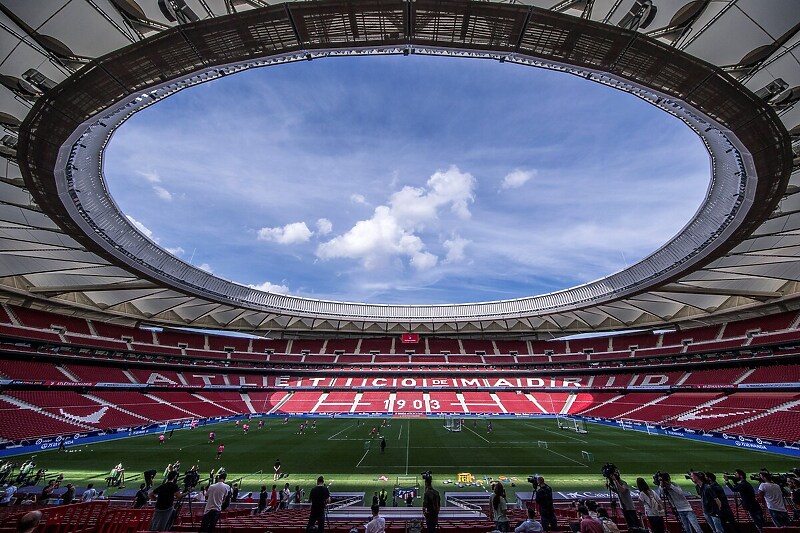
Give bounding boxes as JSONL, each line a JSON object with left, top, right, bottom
{"left": 443, "top": 416, "right": 462, "bottom": 432}
{"left": 556, "top": 416, "right": 588, "bottom": 434}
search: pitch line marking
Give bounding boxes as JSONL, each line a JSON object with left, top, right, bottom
{"left": 530, "top": 423, "right": 589, "bottom": 444}
{"left": 398, "top": 423, "right": 403, "bottom": 440}
{"left": 328, "top": 424, "right": 354, "bottom": 440}
{"left": 405, "top": 420, "right": 411, "bottom": 475}
{"left": 356, "top": 449, "right": 370, "bottom": 468}
{"left": 463, "top": 424, "right": 491, "bottom": 443}
{"left": 540, "top": 446, "right": 589, "bottom": 467}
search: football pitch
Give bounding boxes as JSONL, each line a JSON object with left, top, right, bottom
{"left": 8, "top": 418, "right": 793, "bottom": 501}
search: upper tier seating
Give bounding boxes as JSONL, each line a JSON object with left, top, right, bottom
{"left": 91, "top": 321, "right": 152, "bottom": 343}
{"left": 11, "top": 306, "right": 91, "bottom": 335}
{"left": 462, "top": 339, "right": 496, "bottom": 354}
{"left": 63, "top": 364, "right": 133, "bottom": 383}
{"left": 358, "top": 337, "right": 393, "bottom": 354}
{"left": 324, "top": 338, "right": 359, "bottom": 353}
{"left": 680, "top": 368, "right": 746, "bottom": 386}
{"left": 722, "top": 310, "right": 797, "bottom": 338}
{"left": 0, "top": 359, "right": 69, "bottom": 381}
{"left": 739, "top": 364, "right": 800, "bottom": 384}
{"left": 207, "top": 334, "right": 250, "bottom": 352}
{"left": 427, "top": 338, "right": 460, "bottom": 354}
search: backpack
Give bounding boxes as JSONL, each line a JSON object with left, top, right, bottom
{"left": 600, "top": 517, "right": 620, "bottom": 533}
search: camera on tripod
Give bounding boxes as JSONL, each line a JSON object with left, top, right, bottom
{"left": 527, "top": 474, "right": 541, "bottom": 484}
{"left": 652, "top": 471, "right": 670, "bottom": 485}
{"left": 421, "top": 470, "right": 432, "bottom": 482}
{"left": 601, "top": 463, "right": 618, "bottom": 479}
{"left": 183, "top": 469, "right": 200, "bottom": 490}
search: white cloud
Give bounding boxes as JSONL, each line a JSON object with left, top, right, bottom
{"left": 410, "top": 251, "right": 438, "bottom": 270}
{"left": 248, "top": 281, "right": 290, "bottom": 294}
{"left": 317, "top": 206, "right": 436, "bottom": 269}
{"left": 165, "top": 246, "right": 185, "bottom": 256}
{"left": 316, "top": 166, "right": 476, "bottom": 270}
{"left": 126, "top": 215, "right": 155, "bottom": 241}
{"left": 501, "top": 169, "right": 536, "bottom": 190}
{"left": 389, "top": 165, "right": 475, "bottom": 228}
{"left": 443, "top": 236, "right": 469, "bottom": 263}
{"left": 137, "top": 171, "right": 161, "bottom": 183}
{"left": 316, "top": 218, "right": 333, "bottom": 235}
{"left": 153, "top": 185, "right": 173, "bottom": 201}
{"left": 257, "top": 222, "right": 313, "bottom": 244}
{"left": 350, "top": 194, "right": 366, "bottom": 204}
{"left": 197, "top": 263, "right": 213, "bottom": 273}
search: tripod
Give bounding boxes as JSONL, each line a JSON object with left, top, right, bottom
{"left": 606, "top": 480, "right": 620, "bottom": 524}
{"left": 661, "top": 486, "right": 688, "bottom": 533}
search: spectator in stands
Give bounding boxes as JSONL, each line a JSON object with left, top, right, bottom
{"left": 691, "top": 471, "right": 723, "bottom": 533}
{"left": 578, "top": 506, "right": 602, "bottom": 533}
{"left": 149, "top": 470, "right": 181, "bottom": 532}
{"left": 535, "top": 476, "right": 557, "bottom": 532}
{"left": 608, "top": 471, "right": 640, "bottom": 530}
{"left": 365, "top": 504, "right": 385, "bottom": 533}
{"left": 492, "top": 482, "right": 510, "bottom": 532}
{"left": 293, "top": 485, "right": 304, "bottom": 504}
{"left": 281, "top": 482, "right": 291, "bottom": 509}
{"left": 269, "top": 484, "right": 278, "bottom": 511}
{"left": 306, "top": 476, "right": 331, "bottom": 533}
{"left": 15, "top": 510, "right": 41, "bottom": 533}
{"left": 789, "top": 476, "right": 800, "bottom": 521}
{"left": 81, "top": 483, "right": 97, "bottom": 502}
{"left": 515, "top": 506, "right": 542, "bottom": 533}
{"left": 39, "top": 480, "right": 56, "bottom": 504}
{"left": 655, "top": 474, "right": 702, "bottom": 533}
{"left": 258, "top": 485, "right": 268, "bottom": 513}
{"left": 596, "top": 508, "right": 619, "bottom": 533}
{"left": 62, "top": 483, "right": 75, "bottom": 505}
{"left": 0, "top": 482, "right": 17, "bottom": 506}
{"left": 725, "top": 470, "right": 763, "bottom": 533}
{"left": 706, "top": 473, "right": 738, "bottom": 533}
{"left": 422, "top": 475, "right": 440, "bottom": 533}
{"left": 133, "top": 483, "right": 148, "bottom": 509}
{"left": 200, "top": 471, "right": 231, "bottom": 533}
{"left": 757, "top": 472, "right": 789, "bottom": 527}
{"left": 636, "top": 478, "right": 665, "bottom": 533}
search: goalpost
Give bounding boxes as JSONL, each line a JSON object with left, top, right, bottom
{"left": 556, "top": 415, "right": 588, "bottom": 434}
{"left": 443, "top": 416, "right": 462, "bottom": 432}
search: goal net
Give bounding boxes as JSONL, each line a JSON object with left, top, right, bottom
{"left": 443, "top": 416, "right": 462, "bottom": 432}
{"left": 556, "top": 416, "right": 588, "bottom": 434}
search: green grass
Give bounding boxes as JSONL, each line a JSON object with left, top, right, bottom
{"left": 7, "top": 418, "right": 792, "bottom": 503}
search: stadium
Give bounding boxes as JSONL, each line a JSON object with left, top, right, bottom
{"left": 0, "top": 0, "right": 798, "bottom": 532}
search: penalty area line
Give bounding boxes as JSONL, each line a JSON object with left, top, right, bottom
{"left": 463, "top": 424, "right": 491, "bottom": 443}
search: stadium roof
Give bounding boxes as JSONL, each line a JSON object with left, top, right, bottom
{"left": 0, "top": 0, "right": 798, "bottom": 337}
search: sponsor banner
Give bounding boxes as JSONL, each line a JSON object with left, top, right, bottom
{"left": 736, "top": 382, "right": 798, "bottom": 389}
{"left": 10, "top": 379, "right": 46, "bottom": 386}
{"left": 627, "top": 385, "right": 670, "bottom": 390}
{"left": 95, "top": 382, "right": 147, "bottom": 388}
{"left": 201, "top": 385, "right": 240, "bottom": 390}
{"left": 0, "top": 380, "right": 11, "bottom": 386}
{"left": 44, "top": 381, "right": 94, "bottom": 387}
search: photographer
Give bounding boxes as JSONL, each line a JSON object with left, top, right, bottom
{"left": 706, "top": 473, "right": 738, "bottom": 533}
{"left": 535, "top": 476, "right": 557, "bottom": 532}
{"left": 306, "top": 476, "right": 331, "bottom": 533}
{"left": 148, "top": 471, "right": 182, "bottom": 532}
{"left": 690, "top": 471, "right": 723, "bottom": 533}
{"left": 636, "top": 478, "right": 665, "bottom": 533}
{"left": 491, "top": 482, "right": 510, "bottom": 532}
{"left": 607, "top": 470, "right": 640, "bottom": 530}
{"left": 655, "top": 473, "right": 703, "bottom": 533}
{"left": 724, "top": 470, "right": 763, "bottom": 533}
{"left": 788, "top": 476, "right": 800, "bottom": 521}
{"left": 756, "top": 472, "right": 789, "bottom": 527}
{"left": 200, "top": 471, "right": 231, "bottom": 533}
{"left": 422, "top": 473, "right": 440, "bottom": 533}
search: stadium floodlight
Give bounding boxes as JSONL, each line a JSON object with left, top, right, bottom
{"left": 22, "top": 69, "right": 57, "bottom": 92}
{"left": 754, "top": 78, "right": 789, "bottom": 101}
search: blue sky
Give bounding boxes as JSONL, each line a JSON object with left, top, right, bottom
{"left": 104, "top": 54, "right": 708, "bottom": 305}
